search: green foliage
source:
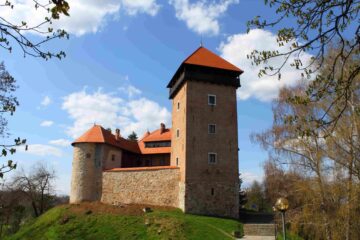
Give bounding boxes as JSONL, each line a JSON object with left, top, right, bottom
{"left": 1, "top": 0, "right": 70, "bottom": 60}
{"left": 239, "top": 173, "right": 248, "bottom": 208}
{"left": 5, "top": 206, "right": 243, "bottom": 240}
{"left": 127, "top": 131, "right": 138, "bottom": 141}
{"left": 50, "top": 0, "right": 70, "bottom": 19}
{"left": 0, "top": 62, "right": 26, "bottom": 178}
{"left": 245, "top": 180, "right": 272, "bottom": 212}
{"left": 277, "top": 231, "right": 304, "bottom": 240}
{"left": 248, "top": 0, "right": 360, "bottom": 131}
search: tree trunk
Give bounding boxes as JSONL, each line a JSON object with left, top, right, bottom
{"left": 345, "top": 94, "right": 358, "bottom": 240}
{"left": 315, "top": 164, "right": 332, "bottom": 240}
{"left": 31, "top": 201, "right": 39, "bottom": 217}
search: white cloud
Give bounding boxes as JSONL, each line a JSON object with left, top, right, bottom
{"left": 62, "top": 87, "right": 171, "bottom": 139}
{"left": 0, "top": 0, "right": 160, "bottom": 36}
{"left": 18, "top": 144, "right": 63, "bottom": 157}
{"left": 169, "top": 0, "right": 238, "bottom": 35}
{"left": 49, "top": 139, "right": 72, "bottom": 147}
{"left": 122, "top": 0, "right": 160, "bottom": 16}
{"left": 40, "top": 120, "right": 54, "bottom": 127}
{"left": 219, "top": 29, "right": 313, "bottom": 101}
{"left": 41, "top": 96, "right": 52, "bottom": 106}
{"left": 118, "top": 84, "right": 142, "bottom": 98}
{"left": 241, "top": 172, "right": 263, "bottom": 186}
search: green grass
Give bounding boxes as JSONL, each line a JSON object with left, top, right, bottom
{"left": 276, "top": 232, "right": 304, "bottom": 240}
{"left": 5, "top": 205, "right": 243, "bottom": 240}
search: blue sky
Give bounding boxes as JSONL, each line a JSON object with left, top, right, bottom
{"left": 1, "top": 0, "right": 310, "bottom": 194}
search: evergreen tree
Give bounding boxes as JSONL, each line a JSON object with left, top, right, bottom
{"left": 127, "top": 131, "right": 138, "bottom": 141}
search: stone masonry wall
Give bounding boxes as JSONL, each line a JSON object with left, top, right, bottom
{"left": 184, "top": 80, "right": 240, "bottom": 218}
{"left": 101, "top": 167, "right": 180, "bottom": 207}
{"left": 70, "top": 143, "right": 102, "bottom": 203}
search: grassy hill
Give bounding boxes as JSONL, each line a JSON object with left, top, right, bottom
{"left": 5, "top": 203, "right": 243, "bottom": 240}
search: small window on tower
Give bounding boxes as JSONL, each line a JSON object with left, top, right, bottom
{"left": 177, "top": 101, "right": 180, "bottom": 111}
{"left": 176, "top": 129, "right": 180, "bottom": 138}
{"left": 208, "top": 124, "right": 216, "bottom": 134}
{"left": 86, "top": 153, "right": 91, "bottom": 159}
{"left": 208, "top": 152, "right": 217, "bottom": 164}
{"left": 111, "top": 154, "right": 115, "bottom": 161}
{"left": 176, "top": 157, "right": 179, "bottom": 166}
{"left": 211, "top": 188, "right": 215, "bottom": 196}
{"left": 208, "top": 94, "right": 216, "bottom": 106}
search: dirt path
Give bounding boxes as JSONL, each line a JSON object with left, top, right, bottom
{"left": 241, "top": 236, "right": 275, "bottom": 240}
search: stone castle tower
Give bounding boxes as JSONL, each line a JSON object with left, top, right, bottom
{"left": 70, "top": 143, "right": 103, "bottom": 203}
{"left": 168, "top": 47, "right": 243, "bottom": 218}
{"left": 69, "top": 46, "right": 243, "bottom": 219}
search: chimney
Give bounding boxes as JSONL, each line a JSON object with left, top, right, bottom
{"left": 115, "top": 128, "right": 121, "bottom": 140}
{"left": 160, "top": 123, "right": 166, "bottom": 134}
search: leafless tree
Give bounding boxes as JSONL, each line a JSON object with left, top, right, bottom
{"left": 12, "top": 163, "right": 56, "bottom": 217}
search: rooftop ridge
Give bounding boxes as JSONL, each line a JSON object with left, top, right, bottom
{"left": 183, "top": 46, "right": 242, "bottom": 73}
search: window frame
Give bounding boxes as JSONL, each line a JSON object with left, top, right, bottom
{"left": 208, "top": 152, "right": 217, "bottom": 164}
{"left": 208, "top": 124, "right": 216, "bottom": 134}
{"left": 208, "top": 94, "right": 216, "bottom": 106}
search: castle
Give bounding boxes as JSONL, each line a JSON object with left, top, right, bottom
{"left": 70, "top": 46, "right": 243, "bottom": 219}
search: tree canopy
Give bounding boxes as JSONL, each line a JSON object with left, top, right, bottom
{"left": 1, "top": 0, "right": 70, "bottom": 59}
{"left": 252, "top": 46, "right": 359, "bottom": 239}
{"left": 248, "top": 0, "right": 360, "bottom": 131}
{"left": 127, "top": 131, "right": 138, "bottom": 142}
{"left": 0, "top": 62, "right": 26, "bottom": 178}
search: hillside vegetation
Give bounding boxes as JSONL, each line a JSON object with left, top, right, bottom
{"left": 5, "top": 202, "right": 243, "bottom": 240}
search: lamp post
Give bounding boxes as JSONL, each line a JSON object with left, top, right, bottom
{"left": 274, "top": 197, "right": 289, "bottom": 240}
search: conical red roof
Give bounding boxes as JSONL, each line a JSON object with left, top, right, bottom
{"left": 183, "top": 47, "right": 242, "bottom": 73}
{"left": 72, "top": 125, "right": 140, "bottom": 153}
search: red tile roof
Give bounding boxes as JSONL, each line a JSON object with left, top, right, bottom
{"left": 140, "top": 128, "right": 171, "bottom": 142}
{"left": 183, "top": 47, "right": 243, "bottom": 73}
{"left": 138, "top": 128, "right": 171, "bottom": 154}
{"left": 72, "top": 125, "right": 140, "bottom": 154}
{"left": 73, "top": 125, "right": 171, "bottom": 155}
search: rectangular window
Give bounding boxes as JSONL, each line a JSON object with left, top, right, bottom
{"left": 208, "top": 124, "right": 216, "bottom": 134}
{"left": 208, "top": 152, "right": 217, "bottom": 164}
{"left": 176, "top": 129, "right": 180, "bottom": 138}
{"left": 176, "top": 157, "right": 179, "bottom": 166}
{"left": 177, "top": 101, "right": 180, "bottom": 111}
{"left": 111, "top": 154, "right": 115, "bottom": 161}
{"left": 208, "top": 94, "right": 216, "bottom": 106}
{"left": 144, "top": 141, "right": 171, "bottom": 148}
{"left": 211, "top": 188, "right": 214, "bottom": 196}
{"left": 86, "top": 153, "right": 91, "bottom": 159}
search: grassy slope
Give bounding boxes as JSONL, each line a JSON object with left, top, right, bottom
{"left": 6, "top": 205, "right": 243, "bottom": 240}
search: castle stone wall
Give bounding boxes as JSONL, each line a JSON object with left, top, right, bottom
{"left": 184, "top": 80, "right": 240, "bottom": 218}
{"left": 185, "top": 181, "right": 239, "bottom": 218}
{"left": 102, "top": 144, "right": 122, "bottom": 170}
{"left": 70, "top": 143, "right": 103, "bottom": 203}
{"left": 101, "top": 167, "right": 180, "bottom": 207}
{"left": 171, "top": 82, "right": 187, "bottom": 182}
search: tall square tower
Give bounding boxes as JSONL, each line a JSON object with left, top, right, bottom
{"left": 167, "top": 47, "right": 243, "bottom": 218}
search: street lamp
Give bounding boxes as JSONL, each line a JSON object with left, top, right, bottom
{"left": 274, "top": 197, "right": 289, "bottom": 240}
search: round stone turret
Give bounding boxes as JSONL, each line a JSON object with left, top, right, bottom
{"left": 70, "top": 142, "right": 103, "bottom": 203}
